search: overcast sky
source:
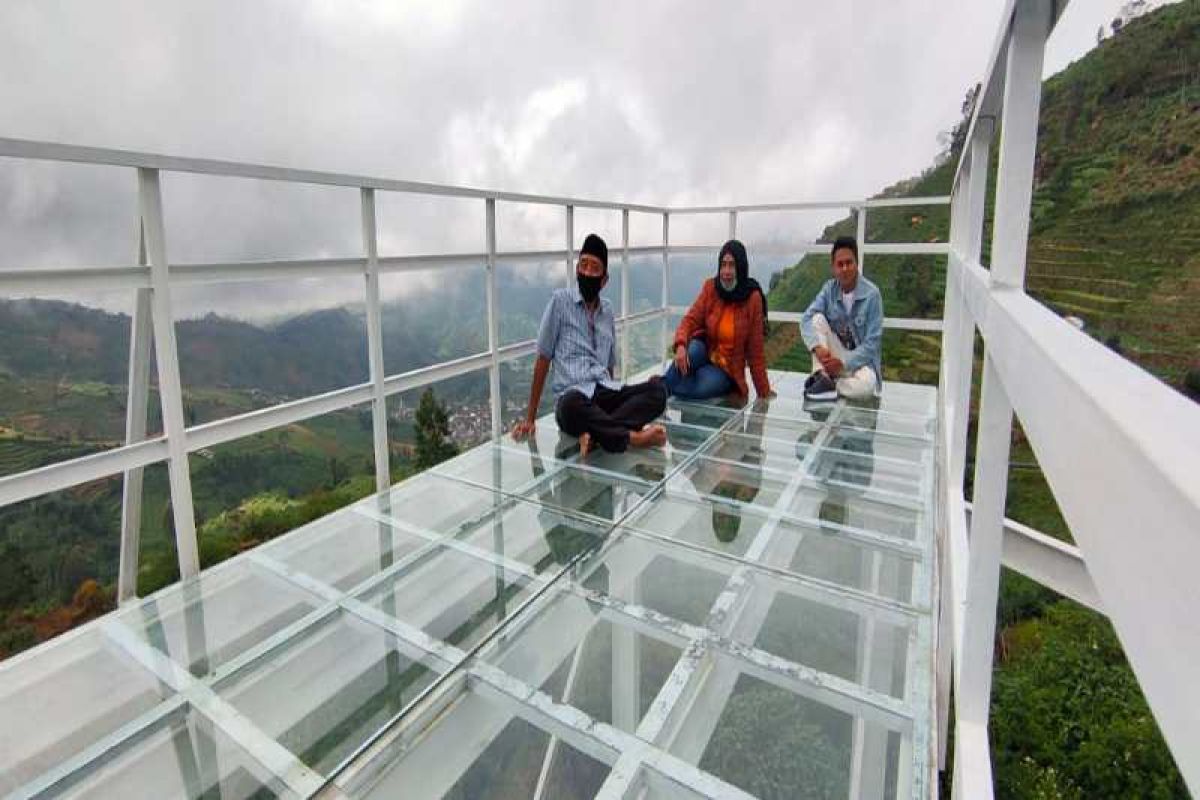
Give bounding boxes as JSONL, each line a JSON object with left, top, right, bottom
{"left": 0, "top": 0, "right": 1156, "bottom": 319}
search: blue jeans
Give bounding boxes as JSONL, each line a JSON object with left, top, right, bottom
{"left": 663, "top": 339, "right": 735, "bottom": 399}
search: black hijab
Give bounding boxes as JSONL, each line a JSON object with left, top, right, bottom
{"left": 714, "top": 239, "right": 769, "bottom": 335}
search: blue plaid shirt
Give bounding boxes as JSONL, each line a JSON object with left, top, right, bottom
{"left": 536, "top": 287, "right": 622, "bottom": 399}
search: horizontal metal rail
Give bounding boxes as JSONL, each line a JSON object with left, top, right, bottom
{"left": 0, "top": 438, "right": 169, "bottom": 508}
{"left": 669, "top": 196, "right": 951, "bottom": 214}
{"left": 0, "top": 136, "right": 667, "bottom": 214}
{"left": 681, "top": 307, "right": 944, "bottom": 333}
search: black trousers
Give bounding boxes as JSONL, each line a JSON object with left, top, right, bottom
{"left": 555, "top": 381, "right": 668, "bottom": 453}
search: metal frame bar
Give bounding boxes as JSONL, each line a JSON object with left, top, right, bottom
{"left": 117, "top": 217, "right": 154, "bottom": 603}
{"left": 361, "top": 188, "right": 391, "bottom": 493}
{"left": 137, "top": 167, "right": 201, "bottom": 581}
{"left": 8, "top": 8, "right": 1200, "bottom": 790}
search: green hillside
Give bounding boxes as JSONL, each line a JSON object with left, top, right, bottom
{"left": 767, "top": 4, "right": 1197, "bottom": 797}
{"left": 768, "top": 1, "right": 1200, "bottom": 396}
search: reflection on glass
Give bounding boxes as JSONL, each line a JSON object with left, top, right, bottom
{"left": 0, "top": 629, "right": 172, "bottom": 793}
{"left": 361, "top": 548, "right": 538, "bottom": 651}
{"left": 44, "top": 709, "right": 289, "bottom": 800}
{"left": 582, "top": 536, "right": 731, "bottom": 628}
{"left": 706, "top": 411, "right": 767, "bottom": 546}
{"left": 351, "top": 690, "right": 611, "bottom": 800}
{"left": 628, "top": 493, "right": 766, "bottom": 557}
{"left": 217, "top": 611, "right": 440, "bottom": 775}
{"left": 269, "top": 509, "right": 428, "bottom": 591}
{"left": 455, "top": 499, "right": 607, "bottom": 576}
{"left": 520, "top": 464, "right": 652, "bottom": 523}
{"left": 117, "top": 562, "right": 320, "bottom": 678}
{"left": 487, "top": 591, "right": 683, "bottom": 735}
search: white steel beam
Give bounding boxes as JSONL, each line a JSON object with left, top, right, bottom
{"left": 700, "top": 308, "right": 943, "bottom": 332}
{"left": 856, "top": 204, "right": 867, "bottom": 273}
{"left": 667, "top": 196, "right": 949, "bottom": 214}
{"left": 565, "top": 204, "right": 575, "bottom": 286}
{"left": 990, "top": 0, "right": 1050, "bottom": 288}
{"left": 118, "top": 219, "right": 154, "bottom": 603}
{"left": 0, "top": 438, "right": 168, "bottom": 509}
{"left": 137, "top": 168, "right": 200, "bottom": 580}
{"left": 960, "top": 505, "right": 1103, "bottom": 613}
{"left": 956, "top": 255, "right": 1200, "bottom": 791}
{"left": 621, "top": 208, "right": 631, "bottom": 379}
{"left": 660, "top": 212, "right": 670, "bottom": 360}
{"left": 0, "top": 136, "right": 666, "bottom": 214}
{"left": 485, "top": 198, "right": 501, "bottom": 439}
{"left": 361, "top": 189, "right": 391, "bottom": 493}
{"left": 952, "top": 358, "right": 1011, "bottom": 800}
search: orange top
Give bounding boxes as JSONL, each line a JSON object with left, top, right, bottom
{"left": 711, "top": 305, "right": 737, "bottom": 372}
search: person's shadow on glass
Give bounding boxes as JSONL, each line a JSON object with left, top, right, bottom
{"left": 676, "top": 396, "right": 769, "bottom": 548}
{"left": 799, "top": 398, "right": 880, "bottom": 527}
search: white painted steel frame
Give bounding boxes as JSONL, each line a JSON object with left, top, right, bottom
{"left": 12, "top": 5, "right": 1200, "bottom": 791}
{"left": 935, "top": 0, "right": 1200, "bottom": 796}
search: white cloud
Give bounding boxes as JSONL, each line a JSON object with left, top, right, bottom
{"left": 0, "top": 0, "right": 1150, "bottom": 318}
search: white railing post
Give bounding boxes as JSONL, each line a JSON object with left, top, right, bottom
{"left": 620, "top": 208, "right": 630, "bottom": 378}
{"left": 565, "top": 204, "right": 575, "bottom": 287}
{"left": 486, "top": 198, "right": 501, "bottom": 439}
{"left": 136, "top": 167, "right": 200, "bottom": 581}
{"left": 117, "top": 220, "right": 153, "bottom": 603}
{"left": 951, "top": 119, "right": 994, "bottom": 483}
{"left": 727, "top": 210, "right": 737, "bottom": 240}
{"left": 660, "top": 212, "right": 671, "bottom": 360}
{"left": 952, "top": 2, "right": 1050, "bottom": 797}
{"left": 856, "top": 204, "right": 868, "bottom": 273}
{"left": 361, "top": 188, "right": 391, "bottom": 493}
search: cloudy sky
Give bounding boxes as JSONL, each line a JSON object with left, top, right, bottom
{"left": 0, "top": 0, "right": 1152, "bottom": 318}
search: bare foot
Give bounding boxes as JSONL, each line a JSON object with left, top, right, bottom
{"left": 629, "top": 423, "right": 667, "bottom": 449}
{"left": 578, "top": 432, "right": 593, "bottom": 458}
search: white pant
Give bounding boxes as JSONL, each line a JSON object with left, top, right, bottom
{"left": 809, "top": 313, "right": 878, "bottom": 399}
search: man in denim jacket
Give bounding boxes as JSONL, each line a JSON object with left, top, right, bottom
{"left": 800, "top": 236, "right": 882, "bottom": 400}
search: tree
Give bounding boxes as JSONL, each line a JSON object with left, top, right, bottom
{"left": 414, "top": 388, "right": 457, "bottom": 469}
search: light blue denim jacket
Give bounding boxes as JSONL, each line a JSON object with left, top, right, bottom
{"left": 800, "top": 275, "right": 884, "bottom": 384}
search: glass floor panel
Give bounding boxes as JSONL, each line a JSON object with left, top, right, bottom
{"left": 626, "top": 494, "right": 918, "bottom": 603}
{"left": 0, "top": 628, "right": 173, "bottom": 793}
{"left": 339, "top": 689, "right": 614, "bottom": 800}
{"left": 575, "top": 531, "right": 914, "bottom": 698}
{"left": 358, "top": 545, "right": 544, "bottom": 652}
{"left": 264, "top": 506, "right": 431, "bottom": 592}
{"left": 41, "top": 708, "right": 293, "bottom": 800}
{"left": 515, "top": 464, "right": 657, "bottom": 523}
{"left": 448, "top": 498, "right": 610, "bottom": 576}
{"left": 113, "top": 560, "right": 324, "bottom": 679}
{"left": 216, "top": 610, "right": 442, "bottom": 775}
{"left": 686, "top": 662, "right": 907, "bottom": 800}
{"left": 374, "top": 472, "right": 515, "bottom": 534}
{"left": 3, "top": 372, "right": 936, "bottom": 799}
{"left": 700, "top": 429, "right": 926, "bottom": 499}
{"left": 483, "top": 588, "right": 685, "bottom": 735}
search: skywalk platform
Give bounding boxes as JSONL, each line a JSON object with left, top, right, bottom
{"left": 0, "top": 369, "right": 937, "bottom": 800}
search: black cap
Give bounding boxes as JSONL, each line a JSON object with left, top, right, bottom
{"left": 580, "top": 233, "right": 608, "bottom": 271}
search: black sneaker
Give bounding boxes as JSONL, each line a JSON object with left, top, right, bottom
{"left": 803, "top": 371, "right": 839, "bottom": 402}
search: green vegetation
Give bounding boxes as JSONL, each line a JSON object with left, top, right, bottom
{"left": 414, "top": 387, "right": 458, "bottom": 469}
{"left": 763, "top": 4, "right": 1197, "bottom": 796}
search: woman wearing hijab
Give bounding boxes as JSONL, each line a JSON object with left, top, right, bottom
{"left": 663, "top": 239, "right": 772, "bottom": 400}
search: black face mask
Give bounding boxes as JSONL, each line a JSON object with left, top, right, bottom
{"left": 577, "top": 272, "right": 603, "bottom": 304}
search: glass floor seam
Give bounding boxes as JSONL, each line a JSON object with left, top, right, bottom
{"left": 0, "top": 370, "right": 937, "bottom": 800}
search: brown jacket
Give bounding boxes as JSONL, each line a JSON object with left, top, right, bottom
{"left": 674, "top": 278, "right": 771, "bottom": 398}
